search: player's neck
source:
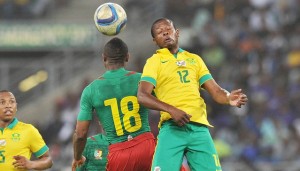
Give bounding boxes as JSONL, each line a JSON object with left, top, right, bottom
{"left": 167, "top": 45, "right": 179, "bottom": 54}
{"left": 106, "top": 64, "right": 125, "bottom": 71}
{"left": 0, "top": 119, "right": 13, "bottom": 128}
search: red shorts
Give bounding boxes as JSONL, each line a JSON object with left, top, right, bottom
{"left": 107, "top": 132, "right": 155, "bottom": 171}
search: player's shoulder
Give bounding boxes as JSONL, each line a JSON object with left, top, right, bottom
{"left": 125, "top": 70, "right": 142, "bottom": 78}
{"left": 145, "top": 54, "right": 164, "bottom": 66}
{"left": 182, "top": 49, "right": 201, "bottom": 58}
{"left": 83, "top": 79, "right": 101, "bottom": 91}
{"left": 15, "top": 121, "right": 38, "bottom": 131}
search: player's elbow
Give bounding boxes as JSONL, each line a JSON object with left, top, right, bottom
{"left": 46, "top": 157, "right": 53, "bottom": 169}
{"left": 74, "top": 129, "right": 88, "bottom": 140}
{"left": 37, "top": 152, "right": 53, "bottom": 169}
{"left": 137, "top": 90, "right": 147, "bottom": 106}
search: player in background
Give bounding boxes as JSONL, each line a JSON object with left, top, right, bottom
{"left": 0, "top": 90, "right": 53, "bottom": 171}
{"left": 76, "top": 122, "right": 109, "bottom": 171}
{"left": 72, "top": 37, "right": 156, "bottom": 171}
{"left": 138, "top": 18, "right": 248, "bottom": 171}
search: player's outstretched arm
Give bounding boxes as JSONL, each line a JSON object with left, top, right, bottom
{"left": 202, "top": 79, "right": 248, "bottom": 108}
{"left": 13, "top": 152, "right": 53, "bottom": 170}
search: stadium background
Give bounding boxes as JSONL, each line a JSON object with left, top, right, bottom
{"left": 1, "top": 0, "right": 300, "bottom": 170}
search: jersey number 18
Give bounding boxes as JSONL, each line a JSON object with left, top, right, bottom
{"left": 104, "top": 96, "right": 142, "bottom": 136}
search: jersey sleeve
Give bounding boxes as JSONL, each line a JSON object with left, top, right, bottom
{"left": 140, "top": 56, "right": 160, "bottom": 87}
{"left": 197, "top": 56, "right": 213, "bottom": 86}
{"left": 78, "top": 86, "right": 93, "bottom": 121}
{"left": 29, "top": 125, "right": 49, "bottom": 158}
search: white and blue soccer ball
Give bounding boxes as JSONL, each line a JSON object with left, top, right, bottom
{"left": 94, "top": 2, "right": 127, "bottom": 36}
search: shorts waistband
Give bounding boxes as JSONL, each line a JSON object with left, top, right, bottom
{"left": 109, "top": 132, "right": 155, "bottom": 152}
{"left": 162, "top": 120, "right": 208, "bottom": 127}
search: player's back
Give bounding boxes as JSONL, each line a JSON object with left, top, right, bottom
{"left": 86, "top": 68, "right": 150, "bottom": 144}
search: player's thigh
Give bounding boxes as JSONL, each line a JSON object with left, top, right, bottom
{"left": 133, "top": 138, "right": 156, "bottom": 170}
{"left": 186, "top": 126, "right": 222, "bottom": 171}
{"left": 152, "top": 124, "right": 186, "bottom": 171}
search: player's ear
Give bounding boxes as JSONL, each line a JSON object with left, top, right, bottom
{"left": 102, "top": 54, "right": 107, "bottom": 62}
{"left": 125, "top": 53, "right": 129, "bottom": 62}
{"left": 152, "top": 37, "right": 158, "bottom": 46}
{"left": 175, "top": 29, "right": 179, "bottom": 38}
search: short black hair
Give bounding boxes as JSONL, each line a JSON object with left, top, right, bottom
{"left": 0, "top": 90, "right": 10, "bottom": 93}
{"left": 0, "top": 90, "right": 13, "bottom": 98}
{"left": 151, "top": 18, "right": 176, "bottom": 38}
{"left": 103, "top": 37, "right": 128, "bottom": 64}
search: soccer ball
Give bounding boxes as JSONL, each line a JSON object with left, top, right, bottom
{"left": 94, "top": 3, "right": 127, "bottom": 36}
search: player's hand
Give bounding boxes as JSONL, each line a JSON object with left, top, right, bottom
{"left": 228, "top": 89, "right": 248, "bottom": 108}
{"left": 169, "top": 107, "right": 192, "bottom": 126}
{"left": 13, "top": 155, "right": 33, "bottom": 169}
{"left": 72, "top": 156, "right": 86, "bottom": 171}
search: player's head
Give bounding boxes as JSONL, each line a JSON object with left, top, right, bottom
{"left": 102, "top": 37, "right": 129, "bottom": 69}
{"left": 151, "top": 18, "right": 179, "bottom": 49}
{"left": 0, "top": 90, "right": 17, "bottom": 123}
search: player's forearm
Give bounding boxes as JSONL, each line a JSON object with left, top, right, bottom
{"left": 212, "top": 88, "right": 230, "bottom": 105}
{"left": 31, "top": 155, "right": 53, "bottom": 170}
{"left": 202, "top": 79, "right": 230, "bottom": 105}
{"left": 137, "top": 91, "right": 175, "bottom": 113}
{"left": 73, "top": 131, "right": 87, "bottom": 160}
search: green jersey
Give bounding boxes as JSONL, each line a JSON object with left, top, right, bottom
{"left": 78, "top": 68, "right": 151, "bottom": 144}
{"left": 76, "top": 134, "right": 109, "bottom": 171}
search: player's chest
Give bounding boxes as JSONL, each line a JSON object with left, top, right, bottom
{"left": 0, "top": 131, "right": 27, "bottom": 151}
{"left": 158, "top": 58, "right": 198, "bottom": 83}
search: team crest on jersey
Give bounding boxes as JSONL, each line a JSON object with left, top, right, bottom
{"left": 176, "top": 60, "right": 186, "bottom": 67}
{"left": 94, "top": 149, "right": 103, "bottom": 160}
{"left": 11, "top": 133, "right": 20, "bottom": 142}
{"left": 186, "top": 58, "right": 196, "bottom": 65}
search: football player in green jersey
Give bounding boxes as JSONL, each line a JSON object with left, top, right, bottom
{"left": 72, "top": 37, "right": 155, "bottom": 171}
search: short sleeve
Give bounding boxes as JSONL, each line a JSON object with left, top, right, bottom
{"left": 140, "top": 56, "right": 160, "bottom": 87}
{"left": 29, "top": 125, "right": 49, "bottom": 158}
{"left": 77, "top": 86, "right": 93, "bottom": 121}
{"left": 196, "top": 56, "right": 213, "bottom": 86}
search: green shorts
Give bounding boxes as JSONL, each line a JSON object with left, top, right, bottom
{"left": 151, "top": 120, "right": 222, "bottom": 171}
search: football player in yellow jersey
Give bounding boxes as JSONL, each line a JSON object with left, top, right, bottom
{"left": 138, "top": 18, "right": 248, "bottom": 171}
{"left": 0, "top": 90, "right": 53, "bottom": 170}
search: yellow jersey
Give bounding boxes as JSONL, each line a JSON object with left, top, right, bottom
{"left": 141, "top": 48, "right": 213, "bottom": 127}
{"left": 0, "top": 118, "right": 49, "bottom": 171}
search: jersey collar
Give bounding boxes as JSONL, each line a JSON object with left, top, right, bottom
{"left": 7, "top": 118, "right": 18, "bottom": 129}
{"left": 102, "top": 67, "right": 127, "bottom": 78}
{"left": 157, "top": 48, "right": 184, "bottom": 58}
